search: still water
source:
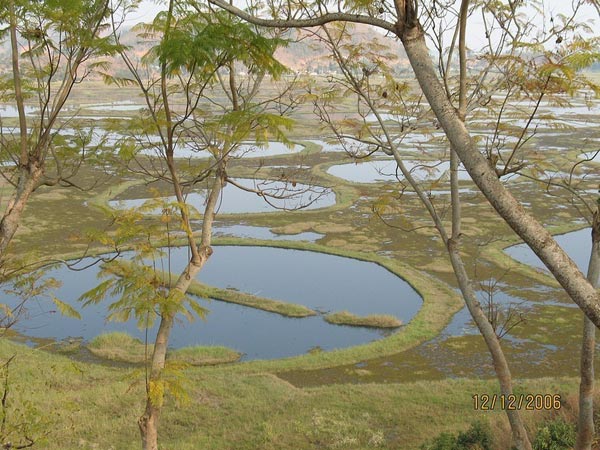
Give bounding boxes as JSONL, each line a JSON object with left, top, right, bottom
{"left": 327, "top": 159, "right": 472, "bottom": 183}
{"left": 5, "top": 246, "right": 421, "bottom": 360}
{"left": 505, "top": 227, "right": 591, "bottom": 273}
{"left": 110, "top": 178, "right": 335, "bottom": 214}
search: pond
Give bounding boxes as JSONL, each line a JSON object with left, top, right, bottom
{"left": 4, "top": 246, "right": 422, "bottom": 360}
{"left": 108, "top": 178, "right": 335, "bottom": 214}
{"left": 437, "top": 228, "right": 592, "bottom": 341}
{"left": 505, "top": 227, "right": 592, "bottom": 273}
{"left": 327, "top": 159, "right": 472, "bottom": 183}
{"left": 286, "top": 231, "right": 593, "bottom": 385}
{"left": 110, "top": 178, "right": 336, "bottom": 214}
{"left": 213, "top": 224, "right": 323, "bottom": 242}
{"left": 0, "top": 104, "right": 38, "bottom": 118}
{"left": 139, "top": 140, "right": 304, "bottom": 159}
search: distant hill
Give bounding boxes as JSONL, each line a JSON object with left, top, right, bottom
{"left": 274, "top": 24, "right": 408, "bottom": 74}
{"left": 0, "top": 22, "right": 409, "bottom": 78}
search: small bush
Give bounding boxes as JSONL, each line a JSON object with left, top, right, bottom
{"left": 457, "top": 421, "right": 492, "bottom": 449}
{"left": 421, "top": 432, "right": 457, "bottom": 450}
{"left": 421, "top": 421, "right": 492, "bottom": 450}
{"left": 533, "top": 418, "right": 575, "bottom": 450}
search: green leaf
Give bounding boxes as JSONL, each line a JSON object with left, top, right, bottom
{"left": 52, "top": 296, "right": 82, "bottom": 320}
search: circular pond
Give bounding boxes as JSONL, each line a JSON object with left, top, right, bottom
{"left": 5, "top": 246, "right": 421, "bottom": 360}
{"left": 109, "top": 178, "right": 335, "bottom": 214}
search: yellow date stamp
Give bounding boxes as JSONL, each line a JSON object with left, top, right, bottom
{"left": 472, "top": 394, "right": 561, "bottom": 411}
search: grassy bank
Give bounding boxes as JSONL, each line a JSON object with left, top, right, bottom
{"left": 324, "top": 311, "right": 402, "bottom": 328}
{"left": 0, "top": 338, "right": 584, "bottom": 450}
{"left": 87, "top": 332, "right": 241, "bottom": 365}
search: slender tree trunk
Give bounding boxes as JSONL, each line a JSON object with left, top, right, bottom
{"left": 445, "top": 10, "right": 530, "bottom": 445}
{"left": 386, "top": 143, "right": 532, "bottom": 449}
{"left": 0, "top": 169, "right": 42, "bottom": 256}
{"left": 1, "top": 0, "right": 34, "bottom": 257}
{"left": 576, "top": 212, "right": 600, "bottom": 450}
{"left": 138, "top": 170, "right": 222, "bottom": 450}
{"left": 138, "top": 257, "right": 204, "bottom": 450}
{"left": 448, "top": 239, "right": 532, "bottom": 449}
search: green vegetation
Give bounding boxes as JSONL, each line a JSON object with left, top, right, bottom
{"left": 188, "top": 283, "right": 316, "bottom": 318}
{"left": 324, "top": 311, "right": 402, "bottom": 328}
{"left": 88, "top": 332, "right": 151, "bottom": 363}
{"left": 421, "top": 421, "right": 492, "bottom": 450}
{"left": 532, "top": 419, "right": 576, "bottom": 450}
{"left": 87, "top": 332, "right": 241, "bottom": 365}
{"left": 0, "top": 338, "right": 585, "bottom": 449}
{"left": 169, "top": 345, "right": 242, "bottom": 366}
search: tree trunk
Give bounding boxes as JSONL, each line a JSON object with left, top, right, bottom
{"left": 138, "top": 254, "right": 207, "bottom": 450}
{"left": 399, "top": 26, "right": 600, "bottom": 327}
{"left": 138, "top": 166, "right": 222, "bottom": 449}
{"left": 387, "top": 146, "right": 532, "bottom": 449}
{"left": 0, "top": 167, "right": 43, "bottom": 256}
{"left": 447, "top": 239, "right": 532, "bottom": 450}
{"left": 576, "top": 212, "right": 600, "bottom": 450}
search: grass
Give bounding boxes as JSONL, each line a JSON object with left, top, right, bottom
{"left": 324, "top": 310, "right": 402, "bottom": 328}
{"left": 188, "top": 282, "right": 317, "bottom": 318}
{"left": 87, "top": 332, "right": 241, "bottom": 365}
{"left": 169, "top": 345, "right": 242, "bottom": 365}
{"left": 87, "top": 331, "right": 151, "bottom": 363}
{"left": 0, "top": 338, "right": 586, "bottom": 450}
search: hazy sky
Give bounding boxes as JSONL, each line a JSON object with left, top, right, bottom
{"left": 128, "top": 0, "right": 597, "bottom": 50}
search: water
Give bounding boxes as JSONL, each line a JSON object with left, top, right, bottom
{"left": 2, "top": 246, "right": 422, "bottom": 360}
{"left": 0, "top": 104, "right": 38, "bottom": 118}
{"left": 213, "top": 224, "right": 323, "bottom": 242}
{"left": 86, "top": 102, "right": 145, "bottom": 112}
{"left": 327, "top": 159, "right": 472, "bottom": 183}
{"left": 140, "top": 140, "right": 303, "bottom": 159}
{"left": 442, "top": 227, "right": 595, "bottom": 336}
{"left": 505, "top": 227, "right": 592, "bottom": 273}
{"left": 109, "top": 178, "right": 335, "bottom": 214}
{"left": 307, "top": 138, "right": 371, "bottom": 154}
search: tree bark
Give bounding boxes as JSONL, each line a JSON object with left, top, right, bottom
{"left": 576, "top": 212, "right": 600, "bottom": 450}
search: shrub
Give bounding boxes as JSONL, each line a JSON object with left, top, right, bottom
{"left": 532, "top": 418, "right": 576, "bottom": 450}
{"left": 456, "top": 421, "right": 492, "bottom": 449}
{"left": 421, "top": 421, "right": 492, "bottom": 450}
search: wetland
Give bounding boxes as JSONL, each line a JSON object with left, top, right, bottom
{"left": 1, "top": 78, "right": 599, "bottom": 449}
